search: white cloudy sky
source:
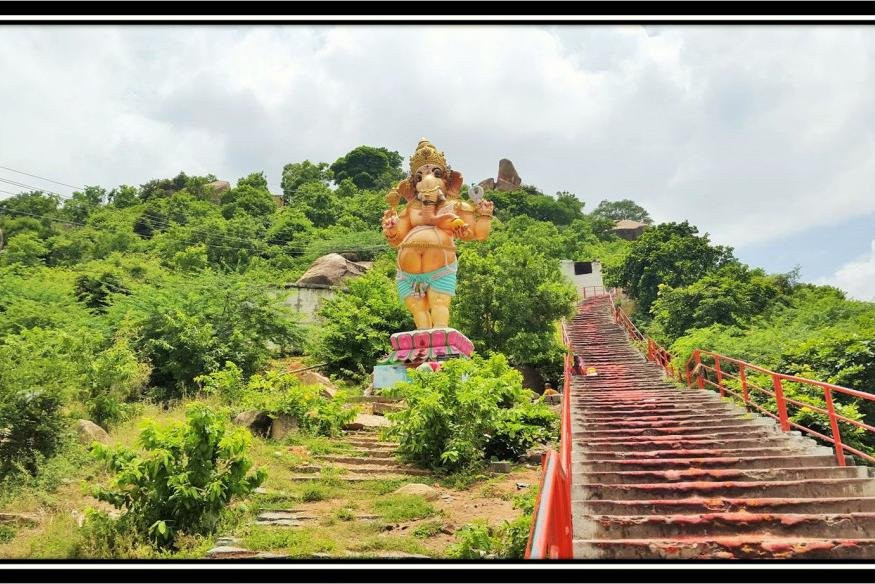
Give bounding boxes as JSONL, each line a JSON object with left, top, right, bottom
{"left": 1, "top": 24, "right": 873, "bottom": 300}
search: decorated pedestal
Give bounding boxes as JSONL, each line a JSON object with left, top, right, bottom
{"left": 373, "top": 327, "right": 474, "bottom": 389}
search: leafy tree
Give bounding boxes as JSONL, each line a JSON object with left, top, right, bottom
{"left": 453, "top": 241, "right": 576, "bottom": 377}
{"left": 287, "top": 182, "right": 340, "bottom": 228}
{"left": 75, "top": 272, "right": 130, "bottom": 313}
{"left": 108, "top": 185, "right": 139, "bottom": 209}
{"left": 171, "top": 244, "right": 209, "bottom": 273}
{"left": 485, "top": 188, "right": 584, "bottom": 225}
{"left": 610, "top": 221, "right": 735, "bottom": 314}
{"left": 313, "top": 269, "right": 413, "bottom": 380}
{"left": 236, "top": 171, "right": 269, "bottom": 191}
{"left": 0, "top": 190, "right": 61, "bottom": 217}
{"left": 220, "top": 182, "right": 275, "bottom": 221}
{"left": 138, "top": 172, "right": 191, "bottom": 202}
{"left": 281, "top": 160, "right": 330, "bottom": 204}
{"left": 92, "top": 404, "right": 266, "bottom": 548}
{"left": 266, "top": 208, "right": 314, "bottom": 248}
{"left": 1, "top": 232, "right": 49, "bottom": 266}
{"left": 650, "top": 263, "right": 786, "bottom": 342}
{"left": 108, "top": 273, "right": 305, "bottom": 397}
{"left": 592, "top": 198, "right": 653, "bottom": 224}
{"left": 329, "top": 145, "right": 404, "bottom": 190}
{"left": 61, "top": 186, "right": 106, "bottom": 223}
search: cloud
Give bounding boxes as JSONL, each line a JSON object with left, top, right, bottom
{"left": 817, "top": 240, "right": 875, "bottom": 302}
{"left": 1, "top": 24, "right": 874, "bottom": 264}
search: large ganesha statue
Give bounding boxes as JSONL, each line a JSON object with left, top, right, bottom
{"left": 381, "top": 139, "right": 494, "bottom": 330}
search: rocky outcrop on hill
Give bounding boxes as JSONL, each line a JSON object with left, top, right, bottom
{"left": 295, "top": 253, "right": 370, "bottom": 287}
{"left": 479, "top": 159, "right": 523, "bottom": 192}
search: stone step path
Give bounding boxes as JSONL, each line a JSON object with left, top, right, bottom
{"left": 570, "top": 295, "right": 875, "bottom": 560}
{"left": 287, "top": 421, "right": 431, "bottom": 480}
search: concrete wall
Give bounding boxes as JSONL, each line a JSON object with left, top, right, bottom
{"left": 559, "top": 260, "right": 605, "bottom": 299}
{"left": 272, "top": 284, "right": 343, "bottom": 323}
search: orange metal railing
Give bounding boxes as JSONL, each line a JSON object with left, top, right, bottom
{"left": 609, "top": 292, "right": 677, "bottom": 380}
{"left": 610, "top": 297, "right": 875, "bottom": 467}
{"left": 525, "top": 320, "right": 573, "bottom": 559}
{"left": 686, "top": 350, "right": 875, "bottom": 467}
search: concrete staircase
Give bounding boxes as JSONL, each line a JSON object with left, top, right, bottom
{"left": 570, "top": 295, "right": 875, "bottom": 559}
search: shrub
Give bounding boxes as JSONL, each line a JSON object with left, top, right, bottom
{"left": 313, "top": 269, "right": 413, "bottom": 381}
{"left": 0, "top": 327, "right": 89, "bottom": 477}
{"left": 446, "top": 486, "right": 536, "bottom": 559}
{"left": 83, "top": 339, "right": 152, "bottom": 428}
{"left": 240, "top": 370, "right": 357, "bottom": 437}
{"left": 92, "top": 404, "right": 266, "bottom": 548}
{"left": 109, "top": 272, "right": 305, "bottom": 398}
{"left": 384, "top": 354, "right": 558, "bottom": 472}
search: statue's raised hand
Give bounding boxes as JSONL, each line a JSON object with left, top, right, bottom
{"left": 476, "top": 199, "right": 494, "bottom": 218}
{"left": 382, "top": 208, "right": 399, "bottom": 235}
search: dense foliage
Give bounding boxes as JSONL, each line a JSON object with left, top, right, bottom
{"left": 197, "top": 364, "right": 358, "bottom": 437}
{"left": 383, "top": 354, "right": 559, "bottom": 472}
{"left": 591, "top": 198, "right": 653, "bottom": 224}
{"left": 91, "top": 404, "right": 265, "bottom": 548}
{"left": 608, "top": 221, "right": 735, "bottom": 314}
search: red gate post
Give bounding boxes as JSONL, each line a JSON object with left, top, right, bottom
{"left": 823, "top": 387, "right": 847, "bottom": 467}
{"left": 714, "top": 355, "right": 725, "bottom": 398}
{"left": 772, "top": 374, "right": 791, "bottom": 431}
{"left": 694, "top": 350, "right": 704, "bottom": 390}
{"left": 739, "top": 363, "right": 749, "bottom": 406}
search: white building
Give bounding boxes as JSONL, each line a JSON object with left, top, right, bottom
{"left": 559, "top": 260, "right": 605, "bottom": 299}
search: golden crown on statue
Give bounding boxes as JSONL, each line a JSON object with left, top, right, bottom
{"left": 409, "top": 138, "right": 448, "bottom": 174}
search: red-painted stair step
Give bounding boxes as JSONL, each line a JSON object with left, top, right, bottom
{"left": 572, "top": 536, "right": 875, "bottom": 559}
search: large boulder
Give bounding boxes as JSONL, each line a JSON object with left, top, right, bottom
{"left": 233, "top": 410, "right": 272, "bottom": 437}
{"left": 343, "top": 413, "right": 390, "bottom": 431}
{"left": 269, "top": 414, "right": 299, "bottom": 440}
{"left": 75, "top": 420, "right": 109, "bottom": 445}
{"left": 205, "top": 180, "right": 231, "bottom": 203}
{"left": 495, "top": 159, "right": 522, "bottom": 191}
{"left": 392, "top": 483, "right": 440, "bottom": 501}
{"left": 296, "top": 369, "right": 337, "bottom": 399}
{"left": 296, "top": 253, "right": 369, "bottom": 287}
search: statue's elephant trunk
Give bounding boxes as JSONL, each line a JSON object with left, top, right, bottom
{"left": 420, "top": 200, "right": 437, "bottom": 225}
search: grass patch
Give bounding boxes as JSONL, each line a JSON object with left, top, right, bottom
{"left": 412, "top": 521, "right": 444, "bottom": 539}
{"left": 373, "top": 495, "right": 436, "bottom": 523}
{"left": 335, "top": 507, "right": 356, "bottom": 521}
{"left": 349, "top": 535, "right": 431, "bottom": 557}
{"left": 241, "top": 526, "right": 336, "bottom": 557}
{"left": 301, "top": 483, "right": 329, "bottom": 502}
{"left": 0, "top": 525, "right": 17, "bottom": 544}
{"left": 360, "top": 478, "right": 408, "bottom": 496}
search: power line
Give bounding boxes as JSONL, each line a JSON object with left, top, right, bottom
{"left": 0, "top": 164, "right": 83, "bottom": 190}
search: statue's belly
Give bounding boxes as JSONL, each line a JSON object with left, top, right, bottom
{"left": 397, "top": 226, "right": 456, "bottom": 274}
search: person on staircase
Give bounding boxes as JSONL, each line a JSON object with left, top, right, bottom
{"left": 572, "top": 354, "right": 585, "bottom": 375}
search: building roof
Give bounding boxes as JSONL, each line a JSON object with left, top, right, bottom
{"left": 612, "top": 219, "right": 649, "bottom": 230}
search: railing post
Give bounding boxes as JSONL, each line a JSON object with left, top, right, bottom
{"left": 823, "top": 387, "right": 846, "bottom": 467}
{"left": 739, "top": 363, "right": 749, "bottom": 406}
{"left": 772, "top": 375, "right": 791, "bottom": 432}
{"left": 714, "top": 355, "right": 725, "bottom": 397}
{"left": 686, "top": 360, "right": 692, "bottom": 388}
{"left": 694, "top": 350, "right": 704, "bottom": 390}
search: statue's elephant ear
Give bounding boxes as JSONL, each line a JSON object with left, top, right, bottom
{"left": 446, "top": 169, "right": 464, "bottom": 198}
{"left": 395, "top": 179, "right": 415, "bottom": 203}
